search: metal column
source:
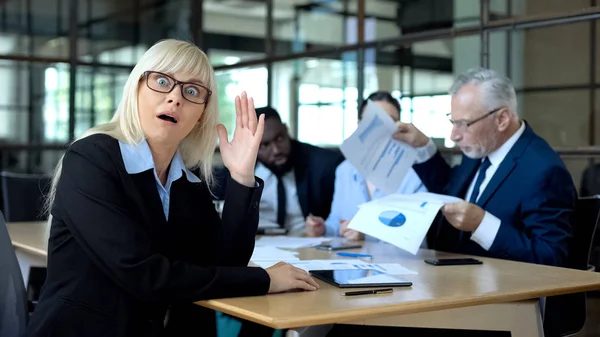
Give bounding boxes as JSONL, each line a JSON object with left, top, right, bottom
{"left": 190, "top": 0, "right": 204, "bottom": 49}
{"left": 589, "top": 0, "right": 597, "bottom": 146}
{"left": 506, "top": 0, "right": 512, "bottom": 77}
{"left": 356, "top": 0, "right": 365, "bottom": 113}
{"left": 68, "top": 0, "right": 78, "bottom": 141}
{"left": 480, "top": 0, "right": 490, "bottom": 68}
{"left": 266, "top": 0, "right": 274, "bottom": 107}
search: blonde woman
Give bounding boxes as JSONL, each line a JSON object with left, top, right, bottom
{"left": 26, "top": 39, "right": 318, "bottom": 337}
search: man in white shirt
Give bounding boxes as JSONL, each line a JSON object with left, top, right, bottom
{"left": 253, "top": 107, "right": 343, "bottom": 236}
{"left": 393, "top": 67, "right": 576, "bottom": 267}
{"left": 213, "top": 107, "right": 343, "bottom": 237}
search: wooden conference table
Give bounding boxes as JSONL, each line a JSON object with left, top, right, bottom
{"left": 8, "top": 221, "right": 600, "bottom": 336}
{"left": 6, "top": 221, "right": 49, "bottom": 284}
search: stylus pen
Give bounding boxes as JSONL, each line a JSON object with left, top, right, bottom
{"left": 343, "top": 288, "right": 394, "bottom": 296}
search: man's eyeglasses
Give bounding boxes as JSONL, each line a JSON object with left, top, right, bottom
{"left": 447, "top": 107, "right": 503, "bottom": 130}
{"left": 143, "top": 71, "right": 212, "bottom": 105}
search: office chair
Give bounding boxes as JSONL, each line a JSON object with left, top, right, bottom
{"left": 543, "top": 195, "right": 600, "bottom": 337}
{"left": 0, "top": 171, "right": 51, "bottom": 222}
{"left": 0, "top": 210, "right": 29, "bottom": 337}
{"left": 0, "top": 171, "right": 50, "bottom": 308}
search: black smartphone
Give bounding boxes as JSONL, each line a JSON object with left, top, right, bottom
{"left": 256, "top": 228, "right": 288, "bottom": 235}
{"left": 315, "top": 243, "right": 363, "bottom": 251}
{"left": 424, "top": 258, "right": 483, "bottom": 266}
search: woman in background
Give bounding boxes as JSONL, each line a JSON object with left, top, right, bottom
{"left": 26, "top": 39, "right": 318, "bottom": 337}
{"left": 306, "top": 91, "right": 427, "bottom": 241}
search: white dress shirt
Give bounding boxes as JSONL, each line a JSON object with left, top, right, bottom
{"left": 254, "top": 163, "right": 306, "bottom": 236}
{"left": 415, "top": 121, "right": 526, "bottom": 250}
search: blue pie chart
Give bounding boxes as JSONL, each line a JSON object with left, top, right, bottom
{"left": 378, "top": 211, "right": 407, "bottom": 227}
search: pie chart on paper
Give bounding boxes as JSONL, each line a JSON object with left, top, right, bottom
{"left": 378, "top": 211, "right": 407, "bottom": 228}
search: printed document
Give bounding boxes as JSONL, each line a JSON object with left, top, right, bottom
{"left": 348, "top": 192, "right": 463, "bottom": 255}
{"left": 254, "top": 236, "right": 328, "bottom": 249}
{"left": 253, "top": 259, "right": 417, "bottom": 275}
{"left": 340, "top": 100, "right": 417, "bottom": 195}
{"left": 250, "top": 246, "right": 299, "bottom": 261}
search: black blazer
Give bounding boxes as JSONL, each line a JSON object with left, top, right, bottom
{"left": 580, "top": 163, "right": 600, "bottom": 197}
{"left": 213, "top": 139, "right": 343, "bottom": 219}
{"left": 26, "top": 134, "right": 270, "bottom": 337}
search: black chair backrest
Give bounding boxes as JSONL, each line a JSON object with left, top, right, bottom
{"left": 569, "top": 196, "right": 600, "bottom": 270}
{"left": 543, "top": 196, "right": 600, "bottom": 337}
{"left": 0, "top": 210, "right": 28, "bottom": 337}
{"left": 0, "top": 172, "right": 51, "bottom": 222}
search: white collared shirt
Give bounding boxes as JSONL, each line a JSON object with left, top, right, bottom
{"left": 119, "top": 139, "right": 201, "bottom": 220}
{"left": 254, "top": 162, "right": 305, "bottom": 236}
{"left": 464, "top": 122, "right": 526, "bottom": 203}
{"left": 415, "top": 121, "right": 526, "bottom": 250}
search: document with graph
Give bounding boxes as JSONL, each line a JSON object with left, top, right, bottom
{"left": 348, "top": 192, "right": 463, "bottom": 254}
{"left": 340, "top": 100, "right": 417, "bottom": 195}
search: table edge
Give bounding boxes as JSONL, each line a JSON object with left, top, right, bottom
{"left": 12, "top": 242, "right": 48, "bottom": 258}
{"left": 197, "top": 282, "right": 600, "bottom": 329}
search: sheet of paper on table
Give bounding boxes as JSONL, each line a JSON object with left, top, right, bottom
{"left": 257, "top": 218, "right": 279, "bottom": 229}
{"left": 252, "top": 259, "right": 417, "bottom": 275}
{"left": 349, "top": 192, "right": 463, "bottom": 255}
{"left": 340, "top": 100, "right": 417, "bottom": 195}
{"left": 250, "top": 246, "right": 300, "bottom": 261}
{"left": 254, "top": 236, "right": 329, "bottom": 249}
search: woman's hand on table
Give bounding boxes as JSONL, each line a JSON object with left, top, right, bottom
{"left": 265, "top": 262, "right": 320, "bottom": 293}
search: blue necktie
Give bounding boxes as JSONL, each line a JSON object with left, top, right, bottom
{"left": 469, "top": 157, "right": 491, "bottom": 204}
{"left": 459, "top": 157, "right": 491, "bottom": 243}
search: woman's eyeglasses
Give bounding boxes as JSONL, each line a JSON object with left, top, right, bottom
{"left": 143, "top": 71, "right": 211, "bottom": 105}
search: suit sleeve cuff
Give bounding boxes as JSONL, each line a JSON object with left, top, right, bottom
{"left": 414, "top": 139, "right": 438, "bottom": 164}
{"left": 227, "top": 176, "right": 263, "bottom": 191}
{"left": 470, "top": 211, "right": 501, "bottom": 251}
{"left": 224, "top": 176, "right": 263, "bottom": 211}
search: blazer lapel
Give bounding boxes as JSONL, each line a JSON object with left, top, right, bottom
{"left": 476, "top": 123, "right": 534, "bottom": 207}
{"left": 450, "top": 157, "right": 479, "bottom": 199}
{"left": 129, "top": 171, "right": 167, "bottom": 227}
{"left": 476, "top": 160, "right": 516, "bottom": 207}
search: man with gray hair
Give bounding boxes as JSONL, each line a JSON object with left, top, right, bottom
{"left": 393, "top": 67, "right": 576, "bottom": 267}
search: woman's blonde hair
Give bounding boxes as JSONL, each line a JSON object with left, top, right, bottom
{"left": 44, "top": 39, "right": 219, "bottom": 215}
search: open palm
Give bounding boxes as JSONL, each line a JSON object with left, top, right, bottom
{"left": 217, "top": 92, "right": 265, "bottom": 187}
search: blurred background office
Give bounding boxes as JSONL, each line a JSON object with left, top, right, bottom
{"left": 3, "top": 0, "right": 600, "bottom": 229}
{"left": 1, "top": 0, "right": 600, "bottom": 197}
{"left": 0, "top": 0, "right": 593, "bottom": 182}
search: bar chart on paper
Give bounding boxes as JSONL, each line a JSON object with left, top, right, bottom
{"left": 372, "top": 139, "right": 407, "bottom": 178}
{"left": 341, "top": 101, "right": 417, "bottom": 195}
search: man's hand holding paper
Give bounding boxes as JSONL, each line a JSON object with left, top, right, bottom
{"left": 339, "top": 220, "right": 364, "bottom": 241}
{"left": 339, "top": 100, "right": 472, "bottom": 253}
{"left": 347, "top": 192, "right": 463, "bottom": 254}
{"left": 442, "top": 201, "right": 486, "bottom": 232}
{"left": 392, "top": 121, "right": 430, "bottom": 148}
{"left": 339, "top": 101, "right": 418, "bottom": 195}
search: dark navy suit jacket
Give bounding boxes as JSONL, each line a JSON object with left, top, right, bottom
{"left": 212, "top": 139, "right": 344, "bottom": 220}
{"left": 414, "top": 123, "right": 576, "bottom": 266}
